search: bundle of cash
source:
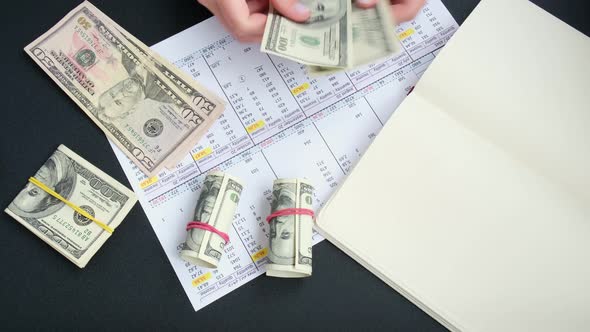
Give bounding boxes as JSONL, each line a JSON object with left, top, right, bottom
{"left": 266, "top": 179, "right": 315, "bottom": 278}
{"left": 180, "top": 172, "right": 244, "bottom": 268}
{"left": 24, "top": 1, "right": 225, "bottom": 177}
{"left": 5, "top": 145, "right": 137, "bottom": 268}
{"left": 261, "top": 0, "right": 398, "bottom": 75}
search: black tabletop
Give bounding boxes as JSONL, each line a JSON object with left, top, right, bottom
{"left": 1, "top": 1, "right": 588, "bottom": 331}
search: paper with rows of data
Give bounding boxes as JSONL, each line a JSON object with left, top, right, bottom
{"left": 110, "top": 0, "right": 458, "bottom": 311}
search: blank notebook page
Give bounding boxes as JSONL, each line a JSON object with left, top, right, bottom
{"left": 316, "top": 0, "right": 590, "bottom": 331}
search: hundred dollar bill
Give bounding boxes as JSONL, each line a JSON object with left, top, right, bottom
{"left": 5, "top": 145, "right": 137, "bottom": 268}
{"left": 308, "top": 0, "right": 399, "bottom": 75}
{"left": 261, "top": 0, "right": 352, "bottom": 68}
{"left": 180, "top": 172, "right": 244, "bottom": 268}
{"left": 266, "top": 179, "right": 314, "bottom": 278}
{"left": 24, "top": 2, "right": 225, "bottom": 176}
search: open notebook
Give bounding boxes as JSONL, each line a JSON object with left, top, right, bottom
{"left": 316, "top": 0, "right": 590, "bottom": 331}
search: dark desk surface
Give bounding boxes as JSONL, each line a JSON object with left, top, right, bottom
{"left": 1, "top": 1, "right": 588, "bottom": 330}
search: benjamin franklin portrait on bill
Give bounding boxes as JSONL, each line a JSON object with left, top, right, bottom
{"left": 186, "top": 175, "right": 223, "bottom": 247}
{"left": 268, "top": 183, "right": 297, "bottom": 265}
{"left": 9, "top": 151, "right": 76, "bottom": 219}
{"left": 301, "top": 0, "right": 348, "bottom": 27}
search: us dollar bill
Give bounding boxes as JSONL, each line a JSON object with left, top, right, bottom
{"left": 261, "top": 0, "right": 352, "bottom": 68}
{"left": 91, "top": 5, "right": 226, "bottom": 170}
{"left": 266, "top": 178, "right": 314, "bottom": 278}
{"left": 90, "top": 3, "right": 223, "bottom": 120}
{"left": 180, "top": 172, "right": 244, "bottom": 268}
{"left": 262, "top": 0, "right": 398, "bottom": 74}
{"left": 350, "top": 0, "right": 398, "bottom": 65}
{"left": 308, "top": 0, "right": 399, "bottom": 74}
{"left": 5, "top": 145, "right": 137, "bottom": 268}
{"left": 24, "top": 2, "right": 224, "bottom": 176}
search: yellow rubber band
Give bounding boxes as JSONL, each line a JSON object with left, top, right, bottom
{"left": 28, "top": 177, "right": 114, "bottom": 234}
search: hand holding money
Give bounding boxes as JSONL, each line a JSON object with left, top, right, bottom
{"left": 266, "top": 179, "right": 315, "bottom": 278}
{"left": 197, "top": 0, "right": 311, "bottom": 43}
{"left": 261, "top": 0, "right": 399, "bottom": 74}
{"left": 5, "top": 145, "right": 137, "bottom": 268}
{"left": 180, "top": 172, "right": 244, "bottom": 268}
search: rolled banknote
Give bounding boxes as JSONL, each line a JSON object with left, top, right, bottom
{"left": 266, "top": 178, "right": 315, "bottom": 278}
{"left": 24, "top": 2, "right": 224, "bottom": 177}
{"left": 4, "top": 145, "right": 137, "bottom": 268}
{"left": 261, "top": 0, "right": 352, "bottom": 68}
{"left": 180, "top": 172, "right": 244, "bottom": 268}
{"left": 307, "top": 0, "right": 399, "bottom": 75}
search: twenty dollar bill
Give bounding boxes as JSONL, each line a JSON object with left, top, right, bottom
{"left": 24, "top": 1, "right": 225, "bottom": 176}
{"left": 5, "top": 145, "right": 137, "bottom": 268}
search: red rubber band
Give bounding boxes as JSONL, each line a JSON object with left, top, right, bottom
{"left": 266, "top": 208, "right": 315, "bottom": 223}
{"left": 186, "top": 221, "right": 230, "bottom": 243}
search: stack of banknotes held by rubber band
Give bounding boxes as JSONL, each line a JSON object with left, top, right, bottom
{"left": 181, "top": 172, "right": 245, "bottom": 269}
{"left": 5, "top": 145, "right": 137, "bottom": 268}
{"left": 180, "top": 174, "right": 316, "bottom": 278}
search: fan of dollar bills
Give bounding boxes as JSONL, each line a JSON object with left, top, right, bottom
{"left": 261, "top": 0, "right": 399, "bottom": 75}
{"left": 24, "top": 1, "right": 225, "bottom": 177}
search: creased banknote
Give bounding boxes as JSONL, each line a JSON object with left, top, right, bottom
{"left": 5, "top": 145, "right": 136, "bottom": 268}
{"left": 92, "top": 4, "right": 222, "bottom": 120}
{"left": 24, "top": 2, "right": 225, "bottom": 176}
{"left": 266, "top": 178, "right": 314, "bottom": 278}
{"left": 181, "top": 172, "right": 244, "bottom": 268}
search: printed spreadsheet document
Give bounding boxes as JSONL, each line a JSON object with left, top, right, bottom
{"left": 110, "top": 0, "right": 458, "bottom": 311}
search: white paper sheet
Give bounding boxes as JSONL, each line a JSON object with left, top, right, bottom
{"left": 110, "top": 0, "right": 458, "bottom": 311}
{"left": 316, "top": 0, "right": 590, "bottom": 331}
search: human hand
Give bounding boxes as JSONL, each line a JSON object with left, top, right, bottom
{"left": 355, "top": 0, "right": 426, "bottom": 22}
{"left": 197, "top": 0, "right": 311, "bottom": 42}
{"left": 197, "top": 0, "right": 425, "bottom": 43}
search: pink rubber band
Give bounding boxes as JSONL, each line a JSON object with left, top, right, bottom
{"left": 266, "top": 208, "right": 315, "bottom": 223}
{"left": 186, "top": 221, "right": 230, "bottom": 243}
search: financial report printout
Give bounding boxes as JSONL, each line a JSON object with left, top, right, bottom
{"left": 111, "top": 0, "right": 458, "bottom": 311}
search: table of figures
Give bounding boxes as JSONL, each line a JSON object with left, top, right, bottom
{"left": 111, "top": 0, "right": 458, "bottom": 312}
